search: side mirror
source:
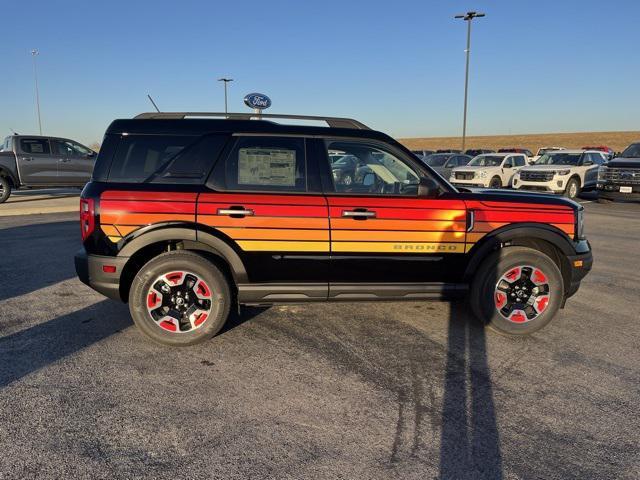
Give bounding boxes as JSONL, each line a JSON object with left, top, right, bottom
{"left": 583, "top": 160, "right": 594, "bottom": 166}
{"left": 417, "top": 177, "right": 440, "bottom": 197}
{"left": 503, "top": 163, "right": 513, "bottom": 169}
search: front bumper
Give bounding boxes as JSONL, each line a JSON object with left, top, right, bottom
{"left": 512, "top": 177, "right": 565, "bottom": 193}
{"left": 597, "top": 184, "right": 640, "bottom": 201}
{"left": 564, "top": 240, "right": 593, "bottom": 300}
{"left": 75, "top": 248, "right": 129, "bottom": 301}
{"left": 451, "top": 180, "right": 488, "bottom": 188}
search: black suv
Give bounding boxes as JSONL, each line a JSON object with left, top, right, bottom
{"left": 75, "top": 113, "right": 593, "bottom": 346}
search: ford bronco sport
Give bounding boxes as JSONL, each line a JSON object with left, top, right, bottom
{"left": 75, "top": 112, "right": 593, "bottom": 346}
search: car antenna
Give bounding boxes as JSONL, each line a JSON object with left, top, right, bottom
{"left": 147, "top": 94, "right": 161, "bottom": 113}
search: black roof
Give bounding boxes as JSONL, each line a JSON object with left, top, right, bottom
{"left": 106, "top": 118, "right": 393, "bottom": 143}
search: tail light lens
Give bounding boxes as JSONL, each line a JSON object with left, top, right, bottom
{"left": 80, "top": 198, "right": 95, "bottom": 241}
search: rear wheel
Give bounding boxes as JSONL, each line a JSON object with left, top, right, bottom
{"left": 129, "top": 251, "right": 231, "bottom": 346}
{"left": 470, "top": 246, "right": 564, "bottom": 335}
{"left": 564, "top": 178, "right": 580, "bottom": 199}
{"left": 489, "top": 176, "right": 502, "bottom": 189}
{"left": 0, "top": 177, "right": 11, "bottom": 203}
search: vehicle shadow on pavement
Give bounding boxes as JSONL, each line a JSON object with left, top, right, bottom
{"left": 439, "top": 301, "right": 503, "bottom": 479}
{"left": 0, "top": 300, "right": 131, "bottom": 389}
{"left": 0, "top": 220, "right": 78, "bottom": 302}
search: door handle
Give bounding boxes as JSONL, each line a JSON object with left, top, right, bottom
{"left": 58, "top": 158, "right": 70, "bottom": 162}
{"left": 21, "top": 157, "right": 34, "bottom": 162}
{"left": 342, "top": 209, "right": 376, "bottom": 218}
{"left": 217, "top": 207, "right": 254, "bottom": 217}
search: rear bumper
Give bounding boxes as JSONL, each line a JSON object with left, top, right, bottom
{"left": 565, "top": 241, "right": 593, "bottom": 299}
{"left": 75, "top": 248, "right": 128, "bottom": 301}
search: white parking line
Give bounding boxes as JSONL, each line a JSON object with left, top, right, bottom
{"left": 579, "top": 200, "right": 593, "bottom": 204}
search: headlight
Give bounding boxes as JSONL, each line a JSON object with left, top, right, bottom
{"left": 575, "top": 209, "right": 585, "bottom": 240}
{"left": 597, "top": 166, "right": 608, "bottom": 181}
{"left": 477, "top": 171, "right": 487, "bottom": 178}
{"left": 556, "top": 169, "right": 571, "bottom": 176}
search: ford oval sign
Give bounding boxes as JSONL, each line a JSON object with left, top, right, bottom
{"left": 244, "top": 93, "right": 272, "bottom": 110}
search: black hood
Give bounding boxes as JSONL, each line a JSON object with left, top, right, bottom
{"left": 454, "top": 187, "right": 581, "bottom": 211}
{"left": 607, "top": 157, "right": 640, "bottom": 169}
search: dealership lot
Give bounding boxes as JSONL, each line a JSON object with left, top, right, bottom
{"left": 0, "top": 201, "right": 638, "bottom": 479}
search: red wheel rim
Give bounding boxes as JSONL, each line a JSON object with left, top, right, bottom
{"left": 494, "top": 265, "right": 551, "bottom": 324}
{"left": 146, "top": 271, "right": 213, "bottom": 333}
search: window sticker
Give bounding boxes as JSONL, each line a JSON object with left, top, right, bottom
{"left": 238, "top": 148, "right": 297, "bottom": 186}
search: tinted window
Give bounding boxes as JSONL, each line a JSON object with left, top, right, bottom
{"left": 224, "top": 136, "right": 306, "bottom": 192}
{"left": 423, "top": 154, "right": 451, "bottom": 167}
{"left": 108, "top": 135, "right": 196, "bottom": 182}
{"left": 20, "top": 138, "right": 50, "bottom": 155}
{"left": 468, "top": 155, "right": 504, "bottom": 167}
{"left": 326, "top": 141, "right": 420, "bottom": 196}
{"left": 52, "top": 139, "right": 93, "bottom": 158}
{"left": 536, "top": 153, "right": 581, "bottom": 166}
{"left": 621, "top": 143, "right": 640, "bottom": 158}
{"left": 514, "top": 155, "right": 526, "bottom": 167}
{"left": 152, "top": 135, "right": 228, "bottom": 184}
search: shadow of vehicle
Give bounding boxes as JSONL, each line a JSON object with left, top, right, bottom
{"left": 0, "top": 220, "right": 78, "bottom": 301}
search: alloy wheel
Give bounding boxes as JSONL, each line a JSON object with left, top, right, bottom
{"left": 146, "top": 271, "right": 213, "bottom": 333}
{"left": 494, "top": 265, "right": 551, "bottom": 323}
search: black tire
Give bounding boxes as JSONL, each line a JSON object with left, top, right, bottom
{"left": 469, "top": 246, "right": 564, "bottom": 335}
{"left": 489, "top": 176, "right": 502, "bottom": 189}
{"left": 564, "top": 177, "right": 580, "bottom": 199}
{"left": 128, "top": 251, "right": 231, "bottom": 346}
{"left": 0, "top": 177, "right": 11, "bottom": 204}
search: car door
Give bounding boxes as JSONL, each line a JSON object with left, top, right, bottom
{"left": 51, "top": 138, "right": 95, "bottom": 185}
{"left": 319, "top": 138, "right": 468, "bottom": 294}
{"left": 16, "top": 138, "right": 58, "bottom": 185}
{"left": 199, "top": 135, "right": 330, "bottom": 291}
{"left": 582, "top": 153, "right": 603, "bottom": 188}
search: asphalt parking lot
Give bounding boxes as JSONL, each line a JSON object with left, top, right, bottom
{"left": 0, "top": 197, "right": 638, "bottom": 479}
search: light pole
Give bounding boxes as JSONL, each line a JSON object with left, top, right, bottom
{"left": 217, "top": 78, "right": 233, "bottom": 114}
{"left": 454, "top": 11, "right": 485, "bottom": 151}
{"left": 31, "top": 49, "right": 42, "bottom": 135}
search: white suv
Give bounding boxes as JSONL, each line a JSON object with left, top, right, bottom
{"left": 512, "top": 150, "right": 607, "bottom": 199}
{"left": 449, "top": 153, "right": 527, "bottom": 189}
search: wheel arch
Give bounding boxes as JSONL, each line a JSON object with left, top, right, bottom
{"left": 0, "top": 167, "right": 18, "bottom": 187}
{"left": 116, "top": 223, "right": 248, "bottom": 302}
{"left": 464, "top": 223, "right": 575, "bottom": 294}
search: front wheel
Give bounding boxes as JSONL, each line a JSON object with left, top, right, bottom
{"left": 564, "top": 178, "right": 580, "bottom": 199}
{"left": 489, "top": 176, "right": 502, "bottom": 189}
{"left": 0, "top": 177, "right": 11, "bottom": 203}
{"left": 129, "top": 251, "right": 231, "bottom": 346}
{"left": 469, "top": 246, "right": 564, "bottom": 335}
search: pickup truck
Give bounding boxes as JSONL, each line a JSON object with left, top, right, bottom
{"left": 0, "top": 135, "right": 96, "bottom": 203}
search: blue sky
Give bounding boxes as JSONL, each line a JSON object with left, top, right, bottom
{"left": 1, "top": 0, "right": 639, "bottom": 145}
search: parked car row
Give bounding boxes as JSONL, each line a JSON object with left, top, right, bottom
{"left": 406, "top": 148, "right": 621, "bottom": 200}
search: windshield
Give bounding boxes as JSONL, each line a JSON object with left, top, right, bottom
{"left": 537, "top": 148, "right": 561, "bottom": 156}
{"left": 535, "top": 153, "right": 581, "bottom": 166}
{"left": 621, "top": 143, "right": 640, "bottom": 158}
{"left": 467, "top": 155, "right": 504, "bottom": 167}
{"left": 423, "top": 154, "right": 451, "bottom": 167}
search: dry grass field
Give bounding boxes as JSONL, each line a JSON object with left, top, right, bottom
{"left": 398, "top": 131, "right": 640, "bottom": 154}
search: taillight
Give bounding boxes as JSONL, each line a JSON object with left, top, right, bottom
{"left": 80, "top": 198, "right": 95, "bottom": 241}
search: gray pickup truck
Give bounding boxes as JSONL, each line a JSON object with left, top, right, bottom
{"left": 0, "top": 135, "right": 96, "bottom": 203}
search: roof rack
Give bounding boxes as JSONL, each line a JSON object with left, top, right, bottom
{"left": 133, "top": 112, "right": 370, "bottom": 130}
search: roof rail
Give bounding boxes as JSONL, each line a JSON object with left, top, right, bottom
{"left": 133, "top": 112, "right": 370, "bottom": 130}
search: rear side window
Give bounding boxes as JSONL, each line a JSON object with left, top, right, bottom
{"left": 105, "top": 134, "right": 227, "bottom": 183}
{"left": 20, "top": 138, "right": 50, "bottom": 155}
{"left": 223, "top": 136, "right": 307, "bottom": 192}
